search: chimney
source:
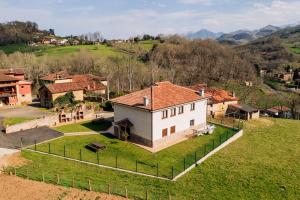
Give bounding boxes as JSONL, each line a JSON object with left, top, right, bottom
{"left": 200, "top": 88, "right": 205, "bottom": 97}
{"left": 143, "top": 96, "right": 150, "bottom": 107}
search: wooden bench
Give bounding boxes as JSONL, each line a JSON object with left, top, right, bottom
{"left": 85, "top": 142, "right": 106, "bottom": 152}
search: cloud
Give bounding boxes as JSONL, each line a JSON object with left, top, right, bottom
{"left": 177, "top": 0, "right": 213, "bottom": 5}
{"left": 0, "top": 0, "right": 300, "bottom": 38}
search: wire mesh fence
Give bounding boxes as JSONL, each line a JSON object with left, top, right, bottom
{"left": 23, "top": 124, "right": 238, "bottom": 181}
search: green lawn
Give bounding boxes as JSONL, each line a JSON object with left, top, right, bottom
{"left": 3, "top": 117, "right": 35, "bottom": 126}
{"left": 8, "top": 118, "right": 300, "bottom": 199}
{"left": 290, "top": 47, "right": 300, "bottom": 54}
{"left": 53, "top": 119, "right": 112, "bottom": 133}
{"left": 30, "top": 125, "right": 234, "bottom": 178}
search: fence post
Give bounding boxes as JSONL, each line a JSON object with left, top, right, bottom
{"left": 97, "top": 152, "right": 100, "bottom": 164}
{"left": 194, "top": 152, "right": 197, "bottom": 166}
{"left": 20, "top": 137, "right": 23, "bottom": 149}
{"left": 125, "top": 186, "right": 128, "bottom": 198}
{"left": 48, "top": 143, "right": 51, "bottom": 154}
{"left": 80, "top": 149, "right": 82, "bottom": 161}
{"left": 34, "top": 140, "right": 37, "bottom": 151}
{"left": 156, "top": 163, "right": 159, "bottom": 177}
{"left": 42, "top": 172, "right": 45, "bottom": 182}
{"left": 72, "top": 176, "right": 75, "bottom": 187}
{"left": 108, "top": 184, "right": 111, "bottom": 195}
{"left": 64, "top": 145, "right": 66, "bottom": 157}
{"left": 116, "top": 155, "right": 118, "bottom": 168}
{"left": 171, "top": 166, "right": 174, "bottom": 180}
{"left": 212, "top": 140, "right": 215, "bottom": 149}
{"left": 57, "top": 174, "right": 60, "bottom": 184}
{"left": 136, "top": 160, "right": 138, "bottom": 172}
{"left": 183, "top": 158, "right": 186, "bottom": 171}
{"left": 168, "top": 191, "right": 172, "bottom": 200}
{"left": 88, "top": 179, "right": 92, "bottom": 191}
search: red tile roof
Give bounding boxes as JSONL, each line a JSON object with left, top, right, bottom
{"left": 71, "top": 74, "right": 107, "bottom": 82}
{"left": 0, "top": 74, "right": 20, "bottom": 82}
{"left": 0, "top": 68, "right": 24, "bottom": 75}
{"left": 40, "top": 71, "right": 71, "bottom": 81}
{"left": 45, "top": 81, "right": 105, "bottom": 94}
{"left": 189, "top": 83, "right": 238, "bottom": 103}
{"left": 271, "top": 106, "right": 291, "bottom": 112}
{"left": 111, "top": 81, "right": 208, "bottom": 111}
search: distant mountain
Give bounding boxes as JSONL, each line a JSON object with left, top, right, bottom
{"left": 217, "top": 25, "right": 281, "bottom": 45}
{"left": 185, "top": 29, "right": 224, "bottom": 40}
{"left": 235, "top": 24, "right": 300, "bottom": 70}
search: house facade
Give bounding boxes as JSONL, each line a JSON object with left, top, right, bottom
{"left": 39, "top": 72, "right": 107, "bottom": 108}
{"left": 189, "top": 84, "right": 238, "bottom": 118}
{"left": 0, "top": 68, "right": 32, "bottom": 106}
{"left": 111, "top": 81, "right": 208, "bottom": 147}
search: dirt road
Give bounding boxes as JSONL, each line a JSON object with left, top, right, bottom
{"left": 0, "top": 175, "right": 127, "bottom": 200}
{"left": 0, "top": 153, "right": 126, "bottom": 200}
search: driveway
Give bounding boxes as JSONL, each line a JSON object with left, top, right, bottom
{"left": 0, "top": 104, "right": 54, "bottom": 119}
{"left": 0, "top": 126, "right": 63, "bottom": 149}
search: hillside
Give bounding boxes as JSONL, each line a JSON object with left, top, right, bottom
{"left": 149, "top": 36, "right": 257, "bottom": 85}
{"left": 0, "top": 21, "right": 51, "bottom": 45}
{"left": 9, "top": 118, "right": 300, "bottom": 199}
{"left": 235, "top": 25, "right": 300, "bottom": 71}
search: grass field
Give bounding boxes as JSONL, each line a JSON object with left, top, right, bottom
{"left": 30, "top": 125, "right": 235, "bottom": 178}
{"left": 11, "top": 118, "right": 300, "bottom": 199}
{"left": 0, "top": 44, "right": 126, "bottom": 57}
{"left": 3, "top": 117, "right": 35, "bottom": 126}
{"left": 0, "top": 41, "right": 158, "bottom": 57}
{"left": 290, "top": 47, "right": 300, "bottom": 54}
{"left": 53, "top": 120, "right": 112, "bottom": 133}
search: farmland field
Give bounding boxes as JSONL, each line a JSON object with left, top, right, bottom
{"left": 9, "top": 118, "right": 300, "bottom": 199}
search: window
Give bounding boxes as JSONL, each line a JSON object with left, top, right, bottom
{"left": 170, "top": 126, "right": 176, "bottom": 134}
{"left": 190, "top": 119, "right": 195, "bottom": 127}
{"left": 162, "top": 110, "right": 168, "bottom": 119}
{"left": 162, "top": 128, "right": 168, "bottom": 137}
{"left": 191, "top": 103, "right": 195, "bottom": 111}
{"left": 170, "top": 108, "right": 176, "bottom": 116}
{"left": 178, "top": 106, "right": 184, "bottom": 114}
{"left": 21, "top": 86, "right": 24, "bottom": 88}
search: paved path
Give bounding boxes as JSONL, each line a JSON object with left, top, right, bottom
{"left": 0, "top": 126, "right": 63, "bottom": 149}
{"left": 0, "top": 148, "right": 19, "bottom": 157}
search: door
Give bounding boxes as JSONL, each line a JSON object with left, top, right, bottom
{"left": 162, "top": 128, "right": 168, "bottom": 137}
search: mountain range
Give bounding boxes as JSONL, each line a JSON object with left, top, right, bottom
{"left": 185, "top": 25, "right": 282, "bottom": 44}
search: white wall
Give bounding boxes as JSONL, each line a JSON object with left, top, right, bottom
{"left": 152, "top": 100, "right": 207, "bottom": 141}
{"left": 114, "top": 105, "right": 152, "bottom": 141}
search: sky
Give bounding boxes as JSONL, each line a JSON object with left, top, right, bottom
{"left": 0, "top": 0, "right": 300, "bottom": 39}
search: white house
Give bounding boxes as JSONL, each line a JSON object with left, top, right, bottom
{"left": 111, "top": 81, "right": 208, "bottom": 148}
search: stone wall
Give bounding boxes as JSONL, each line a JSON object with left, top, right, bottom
{"left": 5, "top": 111, "right": 95, "bottom": 134}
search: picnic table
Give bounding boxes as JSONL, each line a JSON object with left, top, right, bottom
{"left": 85, "top": 142, "right": 106, "bottom": 152}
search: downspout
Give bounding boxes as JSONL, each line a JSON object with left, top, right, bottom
{"left": 150, "top": 86, "right": 154, "bottom": 147}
